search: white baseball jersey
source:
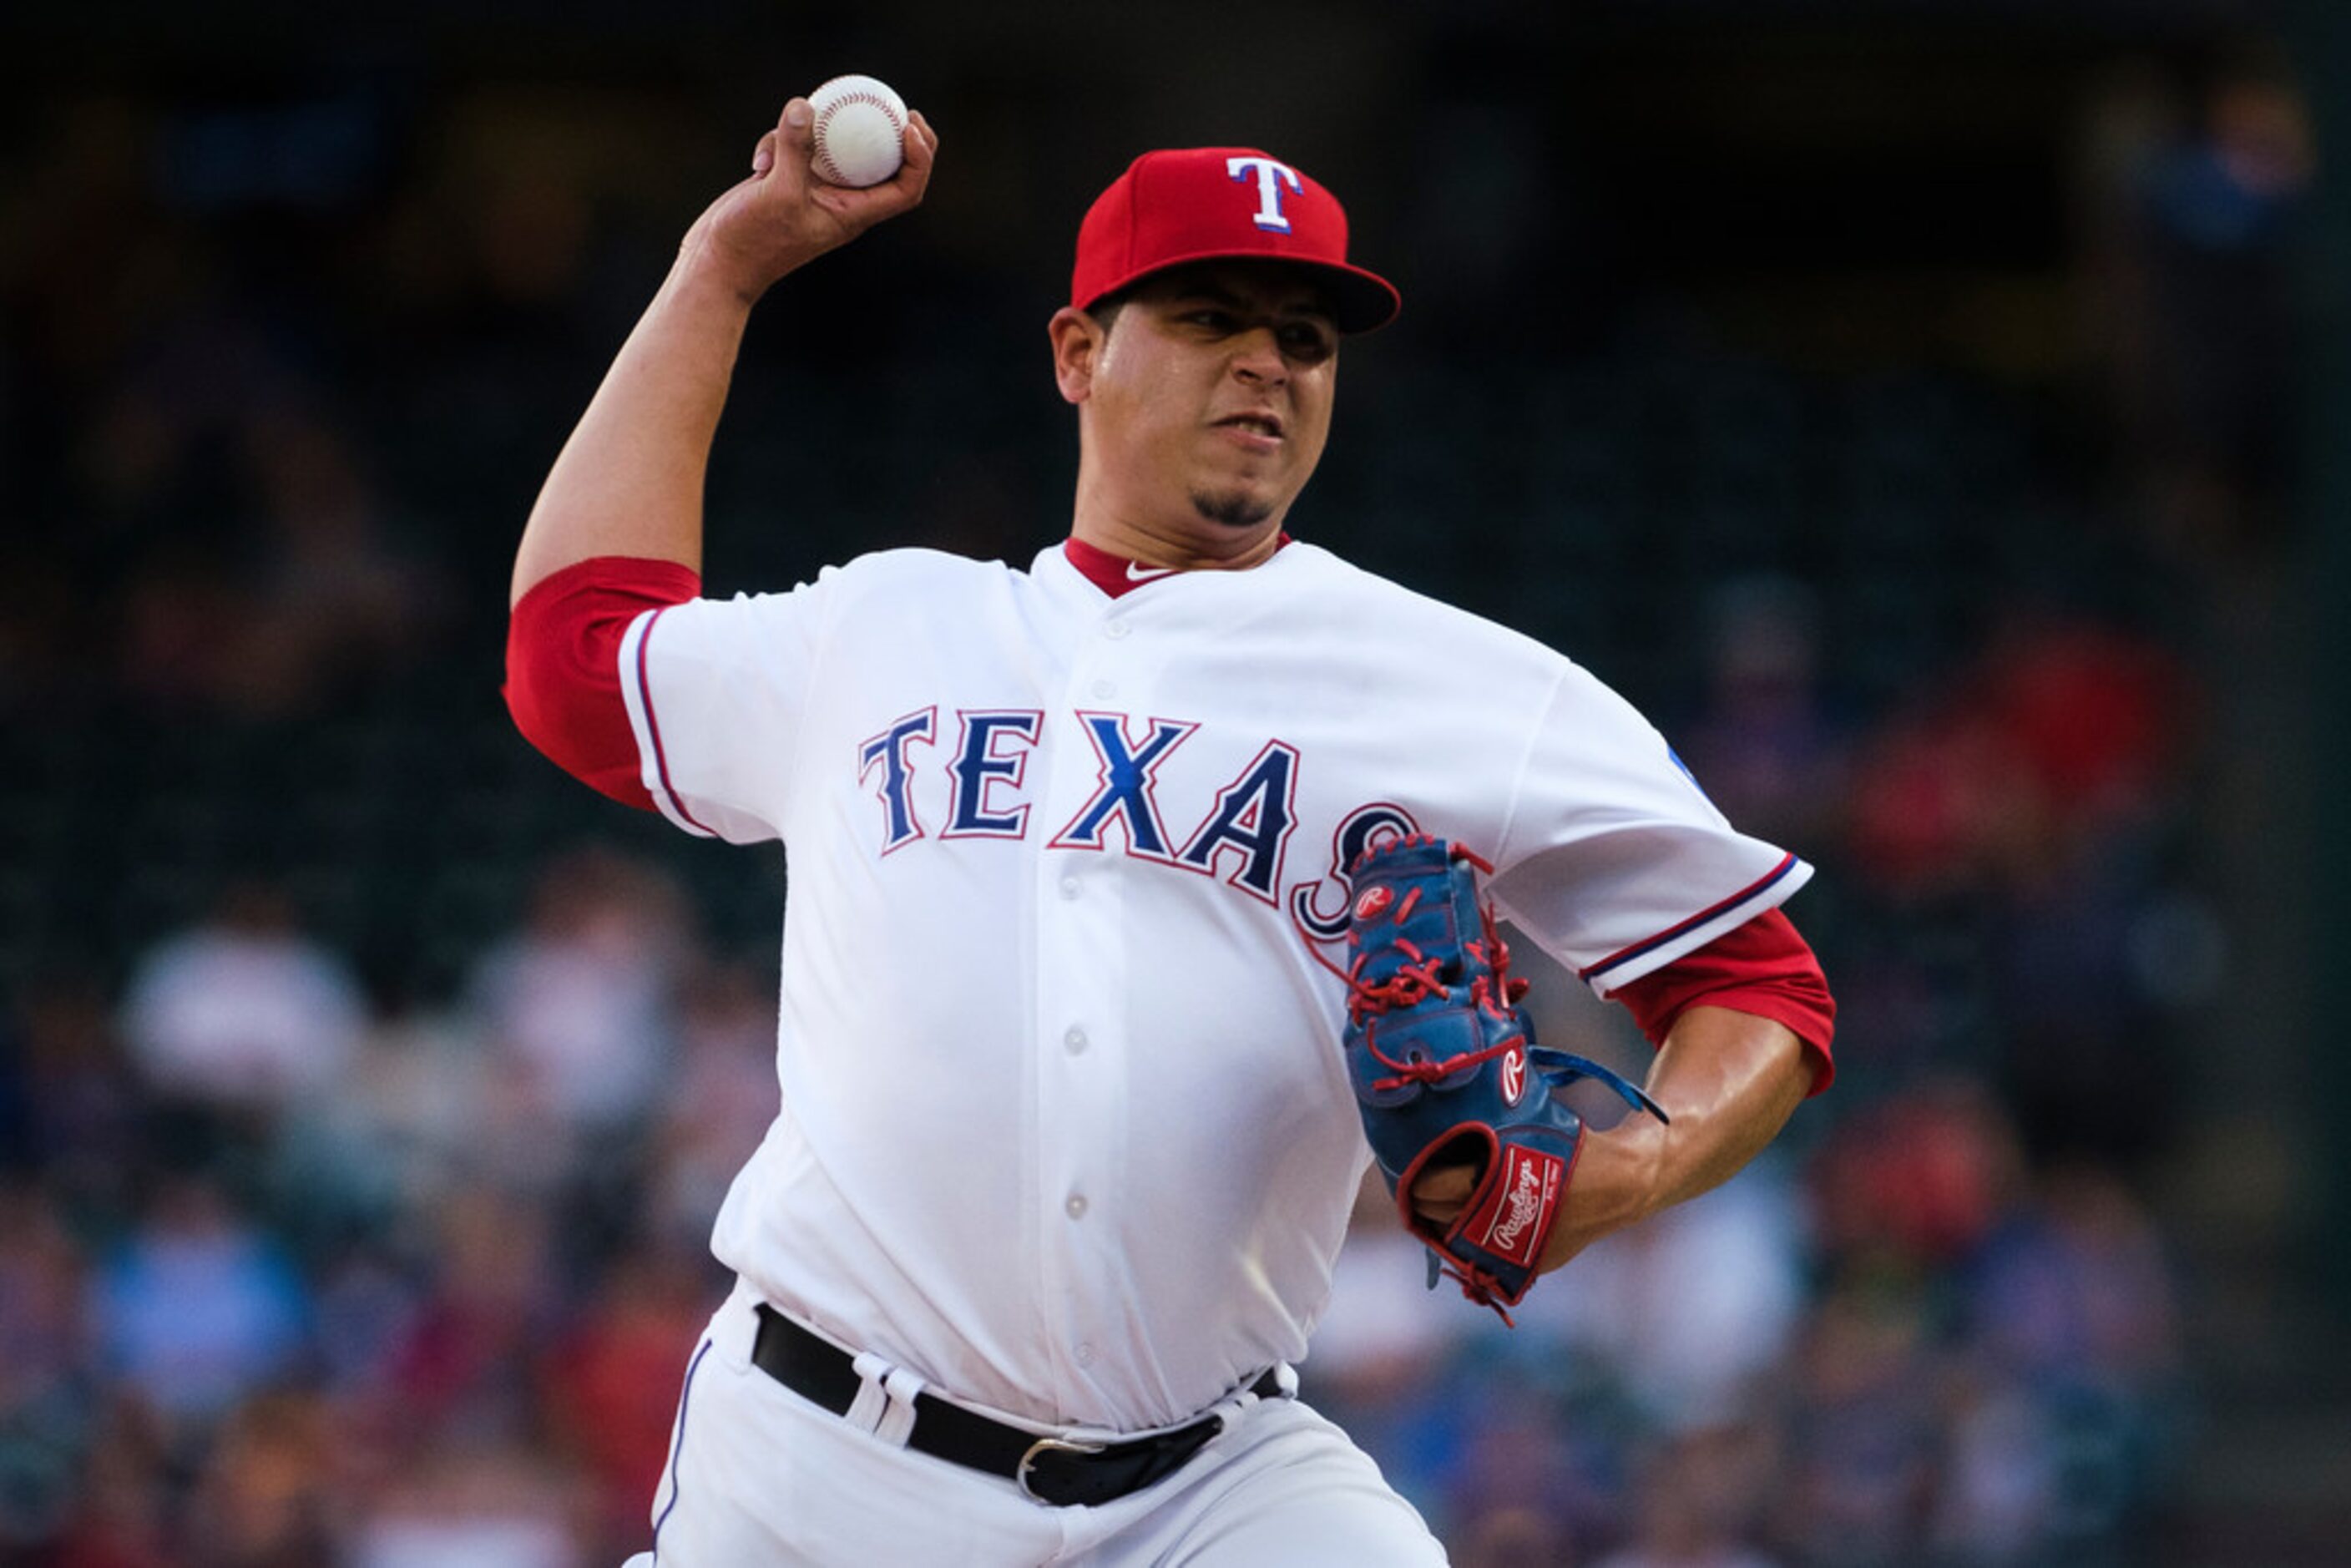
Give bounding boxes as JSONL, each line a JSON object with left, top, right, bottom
{"left": 615, "top": 539, "right": 1808, "bottom": 1434}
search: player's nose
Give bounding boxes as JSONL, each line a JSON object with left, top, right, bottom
{"left": 1229, "top": 326, "right": 1288, "bottom": 384}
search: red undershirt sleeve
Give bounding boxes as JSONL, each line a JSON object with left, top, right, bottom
{"left": 504, "top": 557, "right": 703, "bottom": 811}
{"left": 1610, "top": 907, "right": 1837, "bottom": 1094}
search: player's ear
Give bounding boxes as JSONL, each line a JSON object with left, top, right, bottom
{"left": 1049, "top": 306, "right": 1106, "bottom": 405}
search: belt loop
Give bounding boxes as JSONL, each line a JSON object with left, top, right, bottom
{"left": 1203, "top": 1362, "right": 1297, "bottom": 1436}
{"left": 874, "top": 1365, "right": 927, "bottom": 1449}
{"left": 846, "top": 1351, "right": 894, "bottom": 1435}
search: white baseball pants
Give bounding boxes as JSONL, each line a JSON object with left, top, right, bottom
{"left": 626, "top": 1278, "right": 1447, "bottom": 1566}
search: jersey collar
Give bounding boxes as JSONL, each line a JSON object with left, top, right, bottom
{"left": 1060, "top": 534, "right": 1293, "bottom": 600}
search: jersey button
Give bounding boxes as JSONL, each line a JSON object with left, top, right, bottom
{"left": 1059, "top": 876, "right": 1081, "bottom": 900}
{"left": 1065, "top": 1194, "right": 1089, "bottom": 1220}
{"left": 1064, "top": 1026, "right": 1087, "bottom": 1055}
{"left": 1074, "top": 1343, "right": 1095, "bottom": 1367}
{"left": 1103, "top": 620, "right": 1130, "bottom": 640}
{"left": 1090, "top": 679, "right": 1116, "bottom": 699}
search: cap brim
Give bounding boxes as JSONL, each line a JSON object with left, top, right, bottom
{"left": 1083, "top": 250, "right": 1401, "bottom": 335}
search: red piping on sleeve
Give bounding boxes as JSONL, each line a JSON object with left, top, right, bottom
{"left": 630, "top": 605, "right": 719, "bottom": 837}
{"left": 1579, "top": 852, "right": 1802, "bottom": 983}
{"left": 1611, "top": 908, "right": 1837, "bottom": 1095}
{"left": 504, "top": 557, "right": 702, "bottom": 810}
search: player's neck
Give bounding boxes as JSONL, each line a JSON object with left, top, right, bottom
{"left": 1062, "top": 529, "right": 1293, "bottom": 601}
{"left": 1067, "top": 509, "right": 1284, "bottom": 574}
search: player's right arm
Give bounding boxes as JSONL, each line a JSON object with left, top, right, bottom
{"left": 508, "top": 96, "right": 937, "bottom": 604}
{"left": 503, "top": 97, "right": 934, "bottom": 815}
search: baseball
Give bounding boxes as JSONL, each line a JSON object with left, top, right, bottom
{"left": 808, "top": 73, "right": 908, "bottom": 189}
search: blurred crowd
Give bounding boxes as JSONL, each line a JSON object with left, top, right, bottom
{"left": 2, "top": 849, "right": 774, "bottom": 1565}
{"left": 0, "top": 28, "right": 2315, "bottom": 1568}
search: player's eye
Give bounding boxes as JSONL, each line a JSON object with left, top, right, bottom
{"left": 1281, "top": 324, "right": 1337, "bottom": 362}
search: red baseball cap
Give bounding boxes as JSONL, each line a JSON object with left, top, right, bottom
{"left": 1069, "top": 147, "right": 1401, "bottom": 334}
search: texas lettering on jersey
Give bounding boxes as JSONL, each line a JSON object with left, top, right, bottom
{"left": 854, "top": 705, "right": 1416, "bottom": 920}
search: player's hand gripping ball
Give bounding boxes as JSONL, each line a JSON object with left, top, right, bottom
{"left": 1339, "top": 836, "right": 1668, "bottom": 1319}
{"left": 808, "top": 74, "right": 909, "bottom": 188}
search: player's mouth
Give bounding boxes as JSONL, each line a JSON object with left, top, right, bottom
{"left": 1211, "top": 412, "right": 1285, "bottom": 452}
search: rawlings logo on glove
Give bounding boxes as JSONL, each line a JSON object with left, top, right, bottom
{"left": 1331, "top": 834, "right": 1666, "bottom": 1319}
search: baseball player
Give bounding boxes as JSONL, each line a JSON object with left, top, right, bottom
{"left": 504, "top": 94, "right": 1835, "bottom": 1565}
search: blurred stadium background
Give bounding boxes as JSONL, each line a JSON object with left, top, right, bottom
{"left": 5, "top": 0, "right": 2348, "bottom": 1562}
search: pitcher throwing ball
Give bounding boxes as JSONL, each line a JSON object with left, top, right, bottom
{"left": 505, "top": 83, "right": 1837, "bottom": 1565}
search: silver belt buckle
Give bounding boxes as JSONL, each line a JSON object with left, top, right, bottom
{"left": 1016, "top": 1435, "right": 1107, "bottom": 1505}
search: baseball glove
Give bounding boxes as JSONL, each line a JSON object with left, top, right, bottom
{"left": 1336, "top": 834, "right": 1666, "bottom": 1318}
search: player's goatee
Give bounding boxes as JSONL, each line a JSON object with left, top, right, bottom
{"left": 1191, "top": 488, "right": 1274, "bottom": 528}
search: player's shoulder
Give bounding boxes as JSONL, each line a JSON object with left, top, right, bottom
{"left": 670, "top": 549, "right": 1019, "bottom": 647}
{"left": 819, "top": 547, "right": 1019, "bottom": 594}
{"left": 736, "top": 547, "right": 1021, "bottom": 618}
{"left": 1288, "top": 544, "right": 1570, "bottom": 670}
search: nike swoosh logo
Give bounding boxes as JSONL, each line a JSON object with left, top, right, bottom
{"left": 1126, "top": 563, "right": 1177, "bottom": 581}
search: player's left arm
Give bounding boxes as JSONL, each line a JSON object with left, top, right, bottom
{"left": 1408, "top": 660, "right": 1839, "bottom": 1273}
{"left": 1410, "top": 907, "right": 1833, "bottom": 1274}
{"left": 1529, "top": 1003, "right": 1811, "bottom": 1272}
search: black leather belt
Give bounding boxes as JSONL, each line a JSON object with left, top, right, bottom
{"left": 750, "top": 1303, "right": 1284, "bottom": 1507}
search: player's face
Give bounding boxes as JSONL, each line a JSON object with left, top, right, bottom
{"left": 1063, "top": 260, "right": 1338, "bottom": 552}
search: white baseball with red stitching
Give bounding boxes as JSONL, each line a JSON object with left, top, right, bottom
{"left": 808, "top": 74, "right": 908, "bottom": 189}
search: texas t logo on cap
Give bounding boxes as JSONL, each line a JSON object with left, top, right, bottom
{"left": 1069, "top": 146, "right": 1401, "bottom": 333}
{"left": 1227, "top": 155, "right": 1303, "bottom": 232}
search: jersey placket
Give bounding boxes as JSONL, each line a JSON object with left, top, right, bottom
{"left": 1027, "top": 600, "right": 1151, "bottom": 1412}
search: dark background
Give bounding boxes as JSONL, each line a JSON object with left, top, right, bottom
{"left": 3, "top": 1, "right": 2346, "bottom": 1562}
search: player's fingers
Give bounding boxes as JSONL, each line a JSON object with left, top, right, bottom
{"left": 751, "top": 99, "right": 817, "bottom": 205}
{"left": 1414, "top": 1166, "right": 1476, "bottom": 1201}
{"left": 888, "top": 110, "right": 937, "bottom": 204}
{"left": 1409, "top": 1164, "right": 1475, "bottom": 1224}
{"left": 779, "top": 96, "right": 814, "bottom": 148}
{"left": 766, "top": 98, "right": 816, "bottom": 187}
